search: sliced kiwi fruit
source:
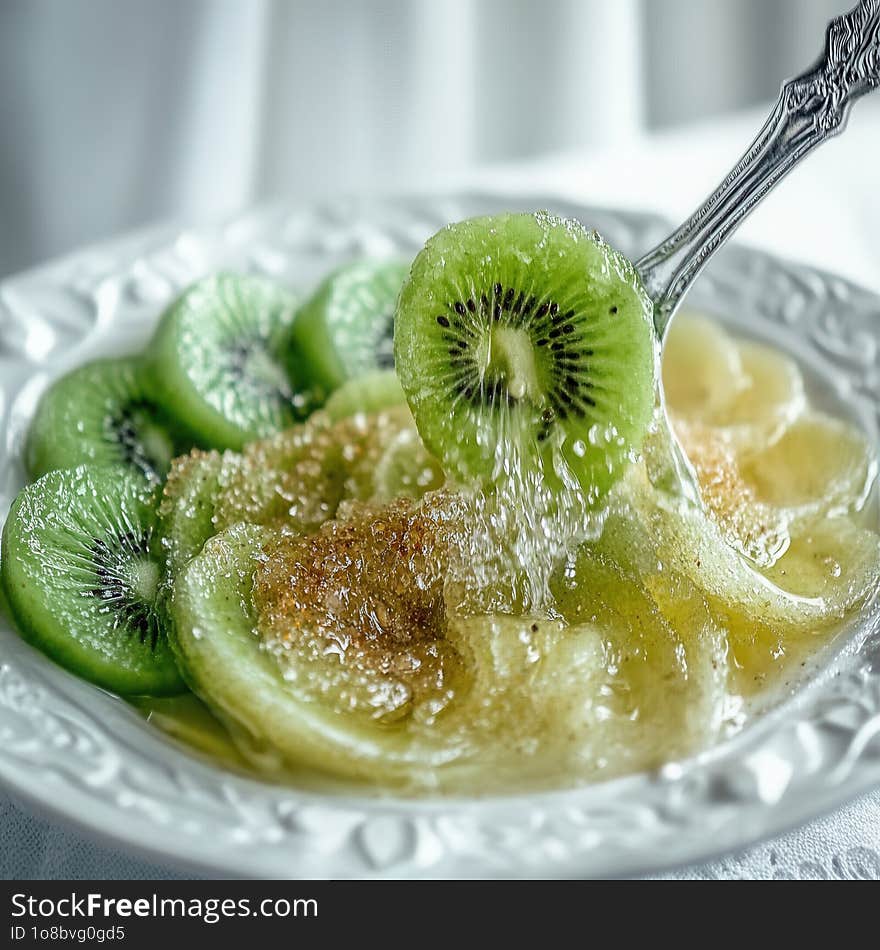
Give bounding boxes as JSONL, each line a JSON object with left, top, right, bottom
{"left": 287, "top": 259, "right": 409, "bottom": 396}
{"left": 147, "top": 273, "right": 308, "bottom": 451}
{"left": 156, "top": 449, "right": 223, "bottom": 580}
{"left": 0, "top": 576, "right": 10, "bottom": 621}
{"left": 26, "top": 357, "right": 183, "bottom": 483}
{"left": 662, "top": 313, "right": 745, "bottom": 420}
{"left": 372, "top": 425, "right": 445, "bottom": 502}
{"left": 171, "top": 510, "right": 613, "bottom": 789}
{"left": 171, "top": 500, "right": 726, "bottom": 789}
{"left": 323, "top": 370, "right": 406, "bottom": 421}
{"left": 1, "top": 465, "right": 183, "bottom": 695}
{"left": 157, "top": 403, "right": 434, "bottom": 572}
{"left": 394, "top": 212, "right": 657, "bottom": 499}
{"left": 170, "top": 521, "right": 468, "bottom": 786}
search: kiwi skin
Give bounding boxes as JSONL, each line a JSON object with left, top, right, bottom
{"left": 0, "top": 570, "right": 12, "bottom": 622}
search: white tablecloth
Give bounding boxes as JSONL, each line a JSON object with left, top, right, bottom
{"left": 3, "top": 102, "right": 880, "bottom": 880}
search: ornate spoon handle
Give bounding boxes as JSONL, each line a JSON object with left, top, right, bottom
{"left": 637, "top": 0, "right": 880, "bottom": 339}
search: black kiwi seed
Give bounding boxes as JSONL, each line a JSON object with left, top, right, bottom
{"left": 90, "top": 530, "right": 162, "bottom": 651}
{"left": 428, "top": 281, "right": 602, "bottom": 427}
{"left": 114, "top": 404, "right": 166, "bottom": 479}
{"left": 228, "top": 339, "right": 293, "bottom": 402}
{"left": 374, "top": 311, "right": 397, "bottom": 370}
{"left": 393, "top": 213, "right": 658, "bottom": 500}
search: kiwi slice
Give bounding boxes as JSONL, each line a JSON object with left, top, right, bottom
{"left": 170, "top": 521, "right": 467, "bottom": 786}
{"left": 287, "top": 259, "right": 409, "bottom": 395}
{"left": 372, "top": 426, "right": 445, "bottom": 502}
{"left": 156, "top": 449, "right": 223, "bottom": 580}
{"left": 323, "top": 370, "right": 406, "bottom": 421}
{"left": 147, "top": 273, "right": 307, "bottom": 451}
{"left": 1, "top": 466, "right": 183, "bottom": 695}
{"left": 157, "top": 403, "right": 432, "bottom": 575}
{"left": 26, "top": 357, "right": 182, "bottom": 483}
{"left": 394, "top": 212, "right": 657, "bottom": 498}
{"left": 171, "top": 513, "right": 584, "bottom": 788}
{"left": 172, "top": 502, "right": 725, "bottom": 789}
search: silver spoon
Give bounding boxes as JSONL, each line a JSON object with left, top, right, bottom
{"left": 636, "top": 0, "right": 880, "bottom": 340}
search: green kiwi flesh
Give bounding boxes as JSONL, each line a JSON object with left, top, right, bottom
{"left": 155, "top": 449, "right": 223, "bottom": 580}
{"left": 26, "top": 357, "right": 181, "bottom": 483}
{"left": 394, "top": 212, "right": 657, "bottom": 499}
{"left": 323, "top": 370, "right": 406, "bottom": 421}
{"left": 288, "top": 259, "right": 409, "bottom": 396}
{"left": 147, "top": 273, "right": 307, "bottom": 451}
{"left": 1, "top": 466, "right": 184, "bottom": 695}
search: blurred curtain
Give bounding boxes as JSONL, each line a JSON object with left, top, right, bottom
{"left": 0, "top": 0, "right": 841, "bottom": 278}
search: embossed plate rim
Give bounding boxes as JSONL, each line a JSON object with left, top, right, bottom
{"left": 1, "top": 192, "right": 879, "bottom": 879}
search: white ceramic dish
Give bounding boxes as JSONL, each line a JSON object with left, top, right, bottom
{"left": 1, "top": 193, "right": 879, "bottom": 879}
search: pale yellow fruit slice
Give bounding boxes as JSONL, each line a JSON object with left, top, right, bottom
{"left": 211, "top": 405, "right": 414, "bottom": 533}
{"left": 609, "top": 468, "right": 879, "bottom": 689}
{"left": 664, "top": 315, "right": 807, "bottom": 448}
{"left": 711, "top": 340, "right": 806, "bottom": 446}
{"left": 763, "top": 515, "right": 880, "bottom": 613}
{"left": 551, "top": 534, "right": 730, "bottom": 768}
{"left": 663, "top": 313, "right": 745, "bottom": 420}
{"left": 674, "top": 419, "right": 790, "bottom": 568}
{"left": 738, "top": 411, "right": 877, "bottom": 520}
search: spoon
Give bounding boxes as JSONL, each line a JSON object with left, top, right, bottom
{"left": 636, "top": 0, "right": 880, "bottom": 340}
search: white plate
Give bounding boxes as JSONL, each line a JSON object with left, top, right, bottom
{"left": 1, "top": 193, "right": 879, "bottom": 879}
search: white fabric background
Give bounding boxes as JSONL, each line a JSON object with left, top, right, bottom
{"left": 0, "top": 0, "right": 844, "bottom": 279}
{"left": 0, "top": 1, "right": 879, "bottom": 879}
